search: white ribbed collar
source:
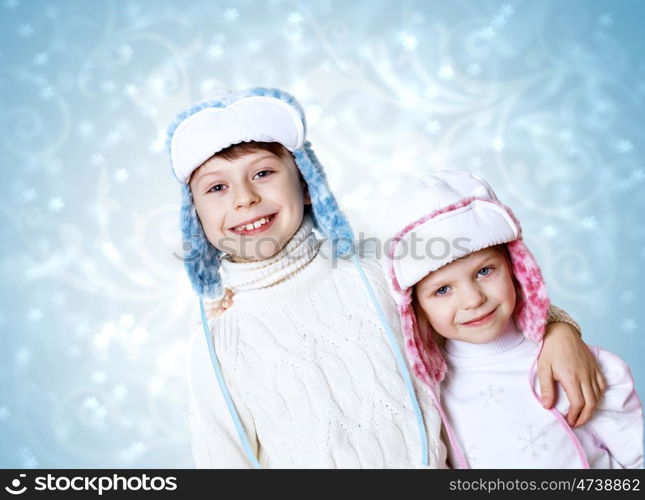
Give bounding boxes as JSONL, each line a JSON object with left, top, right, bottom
{"left": 443, "top": 319, "right": 526, "bottom": 358}
{"left": 219, "top": 213, "right": 322, "bottom": 293}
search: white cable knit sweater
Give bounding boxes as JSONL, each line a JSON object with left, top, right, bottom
{"left": 186, "top": 214, "right": 448, "bottom": 468}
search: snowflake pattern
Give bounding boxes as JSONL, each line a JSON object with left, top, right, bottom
{"left": 478, "top": 384, "right": 506, "bottom": 408}
{"left": 518, "top": 424, "right": 550, "bottom": 461}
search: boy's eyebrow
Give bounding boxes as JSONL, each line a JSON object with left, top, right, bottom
{"left": 194, "top": 153, "right": 280, "bottom": 185}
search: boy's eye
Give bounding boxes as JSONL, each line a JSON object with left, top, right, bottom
{"left": 254, "top": 170, "right": 273, "bottom": 179}
{"left": 434, "top": 285, "right": 450, "bottom": 296}
{"left": 477, "top": 266, "right": 493, "bottom": 278}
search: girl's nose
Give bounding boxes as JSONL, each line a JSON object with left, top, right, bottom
{"left": 461, "top": 283, "right": 487, "bottom": 309}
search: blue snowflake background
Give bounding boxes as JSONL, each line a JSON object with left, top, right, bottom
{"left": 1, "top": 0, "right": 643, "bottom": 467}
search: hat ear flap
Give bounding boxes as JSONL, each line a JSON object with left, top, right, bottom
{"left": 292, "top": 141, "right": 354, "bottom": 257}
{"left": 506, "top": 240, "right": 550, "bottom": 342}
{"left": 180, "top": 184, "right": 223, "bottom": 299}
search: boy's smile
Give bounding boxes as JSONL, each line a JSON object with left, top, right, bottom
{"left": 414, "top": 246, "right": 517, "bottom": 344}
{"left": 189, "top": 146, "right": 310, "bottom": 262}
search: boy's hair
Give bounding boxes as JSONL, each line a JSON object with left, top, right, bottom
{"left": 189, "top": 140, "right": 311, "bottom": 215}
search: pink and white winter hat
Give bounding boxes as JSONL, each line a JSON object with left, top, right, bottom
{"left": 382, "top": 171, "right": 550, "bottom": 387}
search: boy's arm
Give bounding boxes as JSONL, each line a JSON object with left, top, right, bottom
{"left": 537, "top": 305, "right": 607, "bottom": 428}
{"left": 583, "top": 347, "right": 644, "bottom": 468}
{"left": 187, "top": 324, "right": 258, "bottom": 468}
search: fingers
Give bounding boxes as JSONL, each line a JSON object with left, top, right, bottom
{"left": 537, "top": 365, "right": 556, "bottom": 409}
{"left": 596, "top": 371, "right": 607, "bottom": 394}
{"left": 204, "top": 289, "right": 235, "bottom": 319}
{"left": 573, "top": 380, "right": 598, "bottom": 427}
{"left": 560, "top": 378, "right": 585, "bottom": 426}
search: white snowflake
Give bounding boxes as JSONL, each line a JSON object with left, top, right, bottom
{"left": 90, "top": 153, "right": 105, "bottom": 166}
{"left": 18, "top": 24, "right": 33, "bottom": 37}
{"left": 28, "top": 308, "right": 42, "bottom": 322}
{"left": 468, "top": 63, "right": 482, "bottom": 75}
{"left": 501, "top": 4, "right": 514, "bottom": 18}
{"left": 124, "top": 84, "right": 138, "bottom": 97}
{"left": 114, "top": 169, "right": 129, "bottom": 182}
{"left": 48, "top": 197, "right": 64, "bottom": 212}
{"left": 478, "top": 384, "right": 505, "bottom": 407}
{"left": 0, "top": 406, "right": 9, "bottom": 419}
{"left": 119, "top": 45, "right": 133, "bottom": 61}
{"left": 559, "top": 129, "right": 573, "bottom": 142}
{"left": 630, "top": 170, "right": 644, "bottom": 183}
{"left": 492, "top": 137, "right": 504, "bottom": 151}
{"left": 78, "top": 121, "right": 94, "bottom": 138}
{"left": 224, "top": 7, "right": 238, "bottom": 21}
{"left": 620, "top": 291, "right": 635, "bottom": 303}
{"left": 40, "top": 87, "right": 54, "bottom": 100}
{"left": 621, "top": 319, "right": 636, "bottom": 333}
{"left": 479, "top": 26, "right": 496, "bottom": 40}
{"left": 616, "top": 139, "right": 633, "bottom": 154}
{"left": 518, "top": 424, "right": 549, "bottom": 460}
{"left": 438, "top": 64, "right": 454, "bottom": 80}
{"left": 424, "top": 120, "right": 441, "bottom": 135}
{"left": 598, "top": 13, "right": 613, "bottom": 27}
{"left": 83, "top": 397, "right": 99, "bottom": 410}
{"left": 113, "top": 385, "right": 128, "bottom": 400}
{"left": 92, "top": 371, "right": 107, "bottom": 384}
{"left": 67, "top": 345, "right": 81, "bottom": 358}
{"left": 541, "top": 225, "right": 557, "bottom": 239}
{"left": 34, "top": 53, "right": 49, "bottom": 65}
{"left": 423, "top": 84, "right": 439, "bottom": 99}
{"left": 396, "top": 31, "right": 418, "bottom": 51}
{"left": 5, "top": 0, "right": 20, "bottom": 9}
{"left": 207, "top": 43, "right": 223, "bottom": 58}
{"left": 22, "top": 188, "right": 37, "bottom": 202}
{"left": 288, "top": 12, "right": 303, "bottom": 24}
{"left": 580, "top": 216, "right": 597, "bottom": 229}
{"left": 101, "top": 80, "right": 116, "bottom": 93}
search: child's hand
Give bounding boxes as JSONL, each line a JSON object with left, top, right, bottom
{"left": 537, "top": 322, "right": 606, "bottom": 427}
{"left": 204, "top": 288, "right": 235, "bottom": 319}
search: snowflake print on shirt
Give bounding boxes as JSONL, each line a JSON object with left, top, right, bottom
{"left": 518, "top": 424, "right": 550, "bottom": 461}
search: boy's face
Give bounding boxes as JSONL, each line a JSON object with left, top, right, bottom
{"left": 189, "top": 148, "right": 310, "bottom": 262}
{"left": 414, "top": 246, "right": 517, "bottom": 344}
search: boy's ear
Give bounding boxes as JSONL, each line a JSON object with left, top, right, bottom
{"left": 301, "top": 179, "right": 312, "bottom": 205}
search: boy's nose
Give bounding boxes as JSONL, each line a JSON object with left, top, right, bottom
{"left": 233, "top": 184, "right": 260, "bottom": 209}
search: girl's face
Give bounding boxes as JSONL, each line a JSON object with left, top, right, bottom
{"left": 189, "top": 149, "right": 310, "bottom": 262}
{"left": 414, "top": 246, "right": 517, "bottom": 344}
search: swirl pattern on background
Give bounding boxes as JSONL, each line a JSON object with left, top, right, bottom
{"left": 0, "top": 0, "right": 643, "bottom": 467}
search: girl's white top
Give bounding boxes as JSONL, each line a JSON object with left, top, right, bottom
{"left": 186, "top": 214, "right": 447, "bottom": 468}
{"left": 441, "top": 320, "right": 643, "bottom": 468}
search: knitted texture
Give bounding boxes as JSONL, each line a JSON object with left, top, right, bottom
{"left": 186, "top": 226, "right": 447, "bottom": 468}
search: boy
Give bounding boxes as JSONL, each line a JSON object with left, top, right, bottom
{"left": 383, "top": 171, "right": 643, "bottom": 468}
{"left": 168, "top": 88, "right": 603, "bottom": 468}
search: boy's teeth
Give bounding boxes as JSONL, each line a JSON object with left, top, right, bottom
{"left": 237, "top": 216, "right": 271, "bottom": 232}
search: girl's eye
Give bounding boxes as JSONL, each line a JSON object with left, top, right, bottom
{"left": 477, "top": 266, "right": 493, "bottom": 278}
{"left": 434, "top": 285, "right": 450, "bottom": 296}
{"left": 208, "top": 184, "right": 226, "bottom": 193}
{"left": 254, "top": 170, "right": 273, "bottom": 179}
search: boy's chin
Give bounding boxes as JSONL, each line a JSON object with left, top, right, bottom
{"left": 229, "top": 242, "right": 288, "bottom": 263}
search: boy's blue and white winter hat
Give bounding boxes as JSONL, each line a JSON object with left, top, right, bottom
{"left": 166, "top": 87, "right": 354, "bottom": 298}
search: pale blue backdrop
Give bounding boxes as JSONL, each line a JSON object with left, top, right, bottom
{"left": 1, "top": 0, "right": 643, "bottom": 467}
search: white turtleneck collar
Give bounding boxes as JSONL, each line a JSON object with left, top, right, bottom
{"left": 219, "top": 213, "right": 323, "bottom": 293}
{"left": 443, "top": 318, "right": 527, "bottom": 359}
